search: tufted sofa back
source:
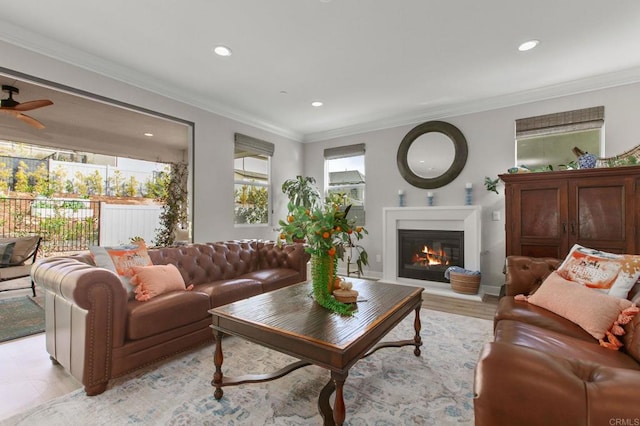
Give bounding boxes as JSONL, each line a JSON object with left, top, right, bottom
{"left": 73, "top": 239, "right": 306, "bottom": 287}
{"left": 503, "top": 256, "right": 562, "bottom": 296}
{"left": 148, "top": 241, "right": 261, "bottom": 285}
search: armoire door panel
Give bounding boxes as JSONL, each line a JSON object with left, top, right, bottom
{"left": 520, "top": 187, "right": 562, "bottom": 238}
{"left": 574, "top": 184, "right": 625, "bottom": 241}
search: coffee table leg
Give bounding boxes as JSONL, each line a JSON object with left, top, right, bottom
{"left": 332, "top": 371, "right": 348, "bottom": 425}
{"left": 212, "top": 330, "right": 224, "bottom": 400}
{"left": 413, "top": 306, "right": 422, "bottom": 356}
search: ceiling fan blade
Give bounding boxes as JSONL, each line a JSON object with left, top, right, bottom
{"left": 16, "top": 113, "right": 46, "bottom": 129}
{"left": 14, "top": 99, "right": 53, "bottom": 112}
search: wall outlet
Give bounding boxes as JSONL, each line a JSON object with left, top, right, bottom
{"left": 376, "top": 254, "right": 382, "bottom": 263}
{"left": 492, "top": 211, "right": 501, "bottom": 221}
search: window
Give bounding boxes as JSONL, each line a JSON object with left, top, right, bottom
{"left": 324, "top": 144, "right": 365, "bottom": 226}
{"left": 234, "top": 133, "right": 274, "bottom": 225}
{"left": 515, "top": 106, "right": 604, "bottom": 171}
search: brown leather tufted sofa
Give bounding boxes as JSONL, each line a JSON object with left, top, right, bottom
{"left": 32, "top": 240, "right": 310, "bottom": 396}
{"left": 474, "top": 255, "right": 640, "bottom": 426}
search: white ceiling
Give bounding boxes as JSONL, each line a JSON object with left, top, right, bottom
{"left": 0, "top": 0, "right": 639, "bottom": 145}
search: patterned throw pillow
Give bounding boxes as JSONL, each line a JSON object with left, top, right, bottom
{"left": 557, "top": 244, "right": 640, "bottom": 299}
{"left": 89, "top": 240, "right": 153, "bottom": 299}
{"left": 0, "top": 242, "right": 16, "bottom": 266}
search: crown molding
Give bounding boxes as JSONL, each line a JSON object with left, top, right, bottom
{"left": 2, "top": 21, "right": 639, "bottom": 145}
{"left": 0, "top": 22, "right": 303, "bottom": 142}
{"left": 303, "top": 66, "right": 640, "bottom": 143}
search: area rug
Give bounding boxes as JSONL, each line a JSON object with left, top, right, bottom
{"left": 0, "top": 296, "right": 45, "bottom": 343}
{"left": 3, "top": 309, "right": 492, "bottom": 425}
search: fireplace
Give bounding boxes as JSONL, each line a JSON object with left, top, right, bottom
{"left": 382, "top": 206, "right": 481, "bottom": 295}
{"left": 398, "top": 229, "right": 464, "bottom": 283}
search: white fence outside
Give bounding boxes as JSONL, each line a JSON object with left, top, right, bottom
{"left": 99, "top": 203, "right": 163, "bottom": 246}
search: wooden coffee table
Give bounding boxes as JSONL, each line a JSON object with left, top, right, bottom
{"left": 209, "top": 279, "right": 423, "bottom": 425}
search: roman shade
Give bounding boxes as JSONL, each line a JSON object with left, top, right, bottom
{"left": 324, "top": 143, "right": 365, "bottom": 160}
{"left": 234, "top": 133, "right": 275, "bottom": 158}
{"left": 516, "top": 106, "right": 604, "bottom": 138}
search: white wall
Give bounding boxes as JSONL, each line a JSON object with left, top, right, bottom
{"left": 305, "top": 82, "right": 640, "bottom": 294}
{"left": 0, "top": 41, "right": 303, "bottom": 244}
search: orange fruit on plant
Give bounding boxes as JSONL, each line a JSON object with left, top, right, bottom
{"left": 356, "top": 226, "right": 363, "bottom": 233}
{"left": 279, "top": 233, "right": 286, "bottom": 240}
{"left": 322, "top": 232, "right": 330, "bottom": 239}
{"left": 335, "top": 226, "right": 341, "bottom": 232}
{"left": 287, "top": 215, "right": 295, "bottom": 223}
{"left": 347, "top": 229, "right": 353, "bottom": 234}
{"left": 327, "top": 247, "right": 336, "bottom": 256}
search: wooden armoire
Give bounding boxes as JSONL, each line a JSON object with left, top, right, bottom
{"left": 501, "top": 166, "right": 640, "bottom": 259}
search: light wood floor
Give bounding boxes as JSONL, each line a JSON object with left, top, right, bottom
{"left": 0, "top": 277, "right": 498, "bottom": 422}
{"left": 0, "top": 280, "right": 83, "bottom": 422}
{"left": 423, "top": 293, "right": 498, "bottom": 321}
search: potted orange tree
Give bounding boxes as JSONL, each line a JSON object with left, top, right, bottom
{"left": 279, "top": 190, "right": 368, "bottom": 315}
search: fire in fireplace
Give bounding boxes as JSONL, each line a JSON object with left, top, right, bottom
{"left": 398, "top": 229, "right": 464, "bottom": 283}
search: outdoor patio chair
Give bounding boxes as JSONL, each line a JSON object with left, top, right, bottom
{"left": 0, "top": 235, "right": 42, "bottom": 297}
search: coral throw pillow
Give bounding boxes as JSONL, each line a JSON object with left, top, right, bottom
{"left": 557, "top": 244, "right": 640, "bottom": 298}
{"left": 524, "top": 271, "right": 636, "bottom": 349}
{"left": 130, "top": 264, "right": 191, "bottom": 301}
{"left": 89, "top": 240, "right": 153, "bottom": 298}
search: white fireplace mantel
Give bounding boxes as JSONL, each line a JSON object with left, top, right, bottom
{"left": 381, "top": 206, "right": 482, "bottom": 298}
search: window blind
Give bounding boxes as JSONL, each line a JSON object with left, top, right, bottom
{"left": 515, "top": 106, "right": 604, "bottom": 138}
{"left": 234, "top": 133, "right": 275, "bottom": 157}
{"left": 324, "top": 143, "right": 365, "bottom": 160}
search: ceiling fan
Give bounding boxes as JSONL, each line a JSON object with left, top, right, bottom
{"left": 0, "top": 85, "right": 53, "bottom": 129}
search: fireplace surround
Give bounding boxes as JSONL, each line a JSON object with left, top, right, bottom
{"left": 382, "top": 206, "right": 482, "bottom": 298}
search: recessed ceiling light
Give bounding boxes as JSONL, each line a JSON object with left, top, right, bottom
{"left": 311, "top": 101, "right": 323, "bottom": 107}
{"left": 518, "top": 40, "right": 539, "bottom": 52}
{"left": 213, "top": 45, "right": 232, "bottom": 57}
{"left": 144, "top": 132, "right": 154, "bottom": 137}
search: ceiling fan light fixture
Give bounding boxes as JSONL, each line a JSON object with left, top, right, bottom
{"left": 213, "top": 45, "right": 232, "bottom": 57}
{"left": 518, "top": 39, "right": 539, "bottom": 52}
{"left": 0, "top": 85, "right": 53, "bottom": 129}
{"left": 144, "top": 132, "right": 154, "bottom": 137}
{"left": 311, "top": 101, "right": 323, "bottom": 107}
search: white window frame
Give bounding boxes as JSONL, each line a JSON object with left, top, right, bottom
{"left": 233, "top": 133, "right": 274, "bottom": 227}
{"left": 324, "top": 144, "right": 366, "bottom": 226}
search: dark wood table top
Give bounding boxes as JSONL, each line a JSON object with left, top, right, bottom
{"left": 210, "top": 278, "right": 423, "bottom": 372}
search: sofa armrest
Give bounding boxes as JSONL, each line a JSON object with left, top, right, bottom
{"left": 474, "top": 342, "right": 640, "bottom": 426}
{"left": 31, "top": 256, "right": 128, "bottom": 395}
{"left": 258, "top": 241, "right": 310, "bottom": 281}
{"left": 504, "top": 255, "right": 562, "bottom": 296}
